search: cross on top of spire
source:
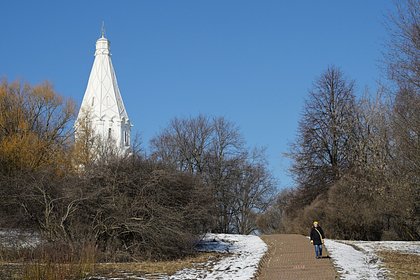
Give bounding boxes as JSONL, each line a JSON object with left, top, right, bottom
{"left": 101, "top": 21, "right": 106, "bottom": 38}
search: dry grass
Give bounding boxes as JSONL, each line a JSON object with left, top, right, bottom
{"left": 378, "top": 251, "right": 420, "bottom": 280}
{"left": 0, "top": 238, "right": 227, "bottom": 279}
{"left": 92, "top": 252, "right": 224, "bottom": 278}
{"left": 0, "top": 252, "right": 225, "bottom": 279}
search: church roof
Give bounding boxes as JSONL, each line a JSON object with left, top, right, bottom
{"left": 78, "top": 34, "right": 129, "bottom": 122}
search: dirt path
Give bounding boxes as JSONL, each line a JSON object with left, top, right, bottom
{"left": 258, "top": 234, "right": 339, "bottom": 280}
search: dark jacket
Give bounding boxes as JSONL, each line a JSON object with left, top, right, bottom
{"left": 310, "top": 226, "right": 325, "bottom": 245}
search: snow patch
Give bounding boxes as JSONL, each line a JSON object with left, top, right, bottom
{"left": 0, "top": 230, "right": 40, "bottom": 248}
{"left": 170, "top": 233, "right": 267, "bottom": 279}
{"left": 325, "top": 239, "right": 420, "bottom": 280}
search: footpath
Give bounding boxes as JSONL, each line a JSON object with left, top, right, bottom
{"left": 258, "top": 234, "right": 339, "bottom": 280}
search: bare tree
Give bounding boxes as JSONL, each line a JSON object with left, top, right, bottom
{"left": 151, "top": 115, "right": 275, "bottom": 234}
{"left": 322, "top": 0, "right": 420, "bottom": 241}
{"left": 72, "top": 108, "right": 101, "bottom": 167}
{"left": 386, "top": 0, "right": 420, "bottom": 90}
{"left": 351, "top": 90, "right": 393, "bottom": 173}
{"left": 231, "top": 149, "right": 276, "bottom": 234}
{"left": 287, "top": 66, "right": 357, "bottom": 203}
{"left": 150, "top": 115, "right": 214, "bottom": 174}
{"left": 203, "top": 117, "right": 246, "bottom": 233}
{"left": 383, "top": 0, "right": 420, "bottom": 240}
{"left": 388, "top": 88, "right": 420, "bottom": 240}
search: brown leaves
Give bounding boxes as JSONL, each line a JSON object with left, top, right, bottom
{"left": 0, "top": 79, "right": 75, "bottom": 174}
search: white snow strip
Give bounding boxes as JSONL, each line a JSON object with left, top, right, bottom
{"left": 170, "top": 233, "right": 267, "bottom": 280}
{"left": 0, "top": 230, "right": 40, "bottom": 248}
{"left": 325, "top": 239, "right": 387, "bottom": 279}
{"left": 325, "top": 239, "right": 420, "bottom": 280}
{"left": 348, "top": 240, "right": 420, "bottom": 255}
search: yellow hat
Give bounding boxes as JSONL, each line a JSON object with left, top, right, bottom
{"left": 313, "top": 221, "right": 318, "bottom": 225}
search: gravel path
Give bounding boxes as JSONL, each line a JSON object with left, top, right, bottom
{"left": 258, "top": 234, "right": 339, "bottom": 280}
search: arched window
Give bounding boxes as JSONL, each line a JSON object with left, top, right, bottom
{"left": 108, "top": 128, "right": 112, "bottom": 139}
{"left": 91, "top": 97, "right": 95, "bottom": 106}
{"left": 125, "top": 131, "right": 129, "bottom": 146}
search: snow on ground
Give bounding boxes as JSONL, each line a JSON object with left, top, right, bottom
{"left": 325, "top": 239, "right": 420, "bottom": 280}
{"left": 170, "top": 233, "right": 267, "bottom": 280}
{"left": 347, "top": 240, "right": 420, "bottom": 255}
{"left": 325, "top": 239, "right": 387, "bottom": 279}
{"left": 0, "top": 230, "right": 267, "bottom": 279}
{"left": 4, "top": 229, "right": 419, "bottom": 280}
{"left": 0, "top": 229, "right": 40, "bottom": 248}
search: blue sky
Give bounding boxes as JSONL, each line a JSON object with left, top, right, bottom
{"left": 1, "top": 1, "right": 395, "bottom": 188}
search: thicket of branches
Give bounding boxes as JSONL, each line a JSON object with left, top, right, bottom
{"left": 77, "top": 158, "right": 213, "bottom": 261}
{"left": 259, "top": 1, "right": 419, "bottom": 241}
{"left": 0, "top": 151, "right": 212, "bottom": 261}
{"left": 150, "top": 115, "right": 276, "bottom": 234}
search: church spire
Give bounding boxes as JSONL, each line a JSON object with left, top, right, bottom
{"left": 76, "top": 28, "right": 132, "bottom": 155}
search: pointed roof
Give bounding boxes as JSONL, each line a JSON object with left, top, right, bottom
{"left": 78, "top": 33, "right": 129, "bottom": 122}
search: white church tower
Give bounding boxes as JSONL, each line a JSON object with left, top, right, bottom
{"left": 76, "top": 28, "right": 132, "bottom": 155}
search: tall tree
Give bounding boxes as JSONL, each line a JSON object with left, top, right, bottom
{"left": 352, "top": 90, "right": 393, "bottom": 173}
{"left": 385, "top": 0, "right": 420, "bottom": 240}
{"left": 287, "top": 66, "right": 357, "bottom": 205}
{"left": 0, "top": 80, "right": 75, "bottom": 174}
{"left": 150, "top": 115, "right": 215, "bottom": 174}
{"left": 386, "top": 0, "right": 420, "bottom": 90}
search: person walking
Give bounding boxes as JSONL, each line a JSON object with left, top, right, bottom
{"left": 310, "top": 221, "right": 325, "bottom": 259}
